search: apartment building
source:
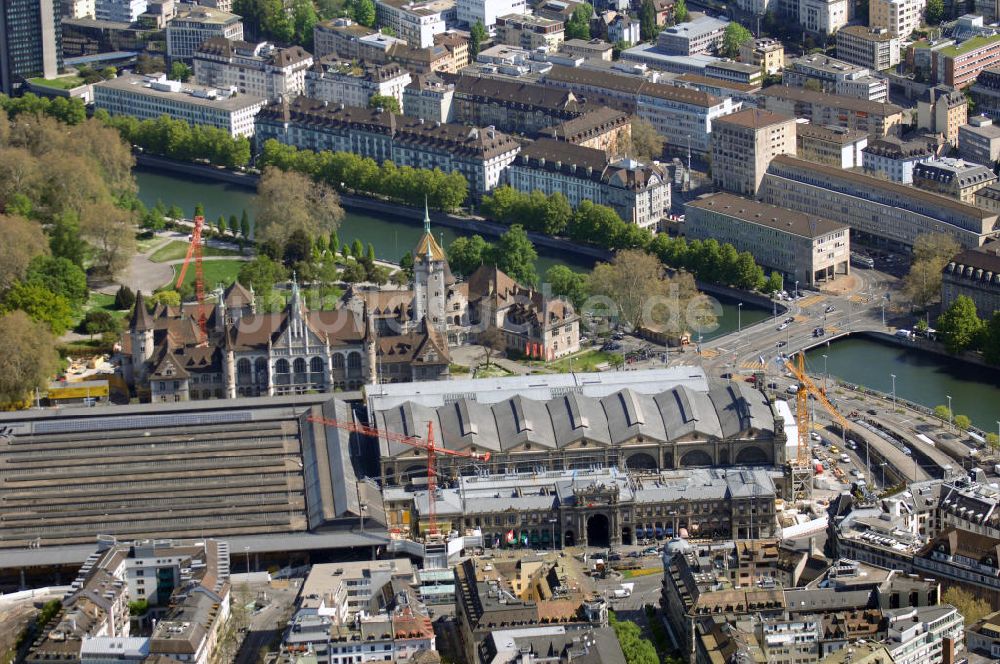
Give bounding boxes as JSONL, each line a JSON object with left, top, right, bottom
{"left": 796, "top": 123, "right": 868, "bottom": 169}
{"left": 862, "top": 136, "right": 934, "bottom": 183}
{"left": 798, "top": 0, "right": 849, "bottom": 35}
{"left": 306, "top": 58, "right": 412, "bottom": 111}
{"left": 686, "top": 193, "right": 849, "bottom": 286}
{"left": 762, "top": 155, "right": 998, "bottom": 249}
{"left": 967, "top": 610, "right": 1000, "bottom": 661}
{"left": 656, "top": 15, "right": 727, "bottom": 55}
{"left": 95, "top": 0, "right": 146, "bottom": 22}
{"left": 313, "top": 17, "right": 377, "bottom": 59}
{"left": 495, "top": 12, "right": 563, "bottom": 52}
{"left": 560, "top": 38, "right": 614, "bottom": 61}
{"left": 543, "top": 65, "right": 739, "bottom": 154}
{"left": 375, "top": 0, "right": 451, "bottom": 48}
{"left": 0, "top": 0, "right": 61, "bottom": 95}
{"left": 959, "top": 115, "right": 1000, "bottom": 165}
{"left": 917, "top": 85, "right": 968, "bottom": 146}
{"left": 507, "top": 138, "right": 670, "bottom": 230}
{"left": 740, "top": 38, "right": 785, "bottom": 75}
{"left": 193, "top": 38, "right": 313, "bottom": 102}
{"left": 64, "top": 0, "right": 96, "bottom": 19}
{"left": 711, "top": 108, "right": 797, "bottom": 197}
{"left": 971, "top": 68, "right": 1000, "bottom": 121}
{"left": 456, "top": 0, "right": 527, "bottom": 28}
{"left": 166, "top": 3, "right": 243, "bottom": 61}
{"left": 403, "top": 72, "right": 455, "bottom": 122}
{"left": 943, "top": 242, "right": 1000, "bottom": 318}
{"left": 256, "top": 97, "right": 521, "bottom": 196}
{"left": 869, "top": 0, "right": 924, "bottom": 39}
{"left": 606, "top": 12, "right": 640, "bottom": 45}
{"left": 94, "top": 73, "right": 265, "bottom": 137}
{"left": 930, "top": 34, "right": 1000, "bottom": 88}
{"left": 836, "top": 25, "right": 900, "bottom": 72}
{"left": 913, "top": 157, "right": 997, "bottom": 203}
{"left": 783, "top": 53, "right": 888, "bottom": 102}
{"left": 761, "top": 85, "right": 904, "bottom": 137}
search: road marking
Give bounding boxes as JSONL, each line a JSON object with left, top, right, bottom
{"left": 797, "top": 295, "right": 824, "bottom": 308}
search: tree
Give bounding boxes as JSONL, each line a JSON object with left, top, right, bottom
{"left": 351, "top": 238, "right": 364, "bottom": 259}
{"left": 983, "top": 312, "right": 1000, "bottom": 365}
{"left": 933, "top": 404, "right": 951, "bottom": 422}
{"left": 114, "top": 285, "right": 136, "bottom": 310}
{"left": 352, "top": 0, "right": 375, "bottom": 26}
{"left": 722, "top": 22, "right": 753, "bottom": 58}
{"left": 238, "top": 256, "right": 287, "bottom": 295}
{"left": 954, "top": 414, "right": 972, "bottom": 431}
{"left": 82, "top": 309, "right": 119, "bottom": 337}
{"left": 987, "top": 432, "right": 1000, "bottom": 449}
{"left": 170, "top": 61, "right": 192, "bottom": 82}
{"left": 804, "top": 78, "right": 824, "bottom": 92}
{"left": 369, "top": 94, "right": 400, "bottom": 113}
{"left": 80, "top": 200, "right": 137, "bottom": 277}
{"left": 925, "top": 0, "right": 944, "bottom": 25}
{"left": 49, "top": 213, "right": 87, "bottom": 267}
{"left": 284, "top": 229, "right": 314, "bottom": 266}
{"left": 565, "top": 4, "right": 593, "bottom": 40}
{"left": 470, "top": 20, "right": 487, "bottom": 59}
{"left": 942, "top": 586, "right": 991, "bottom": 625}
{"left": 626, "top": 118, "right": 664, "bottom": 162}
{"left": 26, "top": 256, "right": 88, "bottom": 310}
{"left": 492, "top": 225, "right": 538, "bottom": 287}
{"left": 255, "top": 167, "right": 344, "bottom": 253}
{"left": 341, "top": 260, "right": 367, "bottom": 283}
{"left": 937, "top": 295, "right": 983, "bottom": 354}
{"left": 640, "top": 0, "right": 657, "bottom": 41}
{"left": 240, "top": 209, "right": 251, "bottom": 238}
{"left": 448, "top": 235, "right": 491, "bottom": 277}
{"left": 292, "top": 0, "right": 319, "bottom": 48}
{"left": 0, "top": 214, "right": 49, "bottom": 292}
{"left": 903, "top": 233, "right": 961, "bottom": 310}
{"left": 588, "top": 249, "right": 665, "bottom": 330}
{"left": 674, "top": 0, "right": 688, "bottom": 24}
{"left": 147, "top": 290, "right": 181, "bottom": 310}
{"left": 478, "top": 327, "right": 505, "bottom": 367}
{"left": 0, "top": 311, "right": 58, "bottom": 407}
{"left": 216, "top": 215, "right": 227, "bottom": 235}
{"left": 1, "top": 282, "right": 73, "bottom": 335}
{"left": 194, "top": 202, "right": 205, "bottom": 218}
{"left": 545, "top": 265, "right": 590, "bottom": 309}
{"left": 764, "top": 271, "right": 784, "bottom": 294}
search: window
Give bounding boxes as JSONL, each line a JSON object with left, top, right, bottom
{"left": 310, "top": 356, "right": 324, "bottom": 373}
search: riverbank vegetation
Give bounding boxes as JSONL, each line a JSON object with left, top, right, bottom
{"left": 936, "top": 294, "right": 1000, "bottom": 364}
{"left": 98, "top": 111, "right": 252, "bottom": 169}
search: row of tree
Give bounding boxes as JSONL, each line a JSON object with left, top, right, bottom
{"left": 446, "top": 225, "right": 540, "bottom": 287}
{"left": 0, "top": 92, "right": 86, "bottom": 126}
{"left": 648, "top": 233, "right": 777, "bottom": 293}
{"left": 233, "top": 0, "right": 319, "bottom": 46}
{"left": 259, "top": 139, "right": 469, "bottom": 211}
{"left": 98, "top": 111, "right": 252, "bottom": 169}
{"left": 935, "top": 295, "right": 1000, "bottom": 363}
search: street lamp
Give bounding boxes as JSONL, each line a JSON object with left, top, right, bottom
{"left": 947, "top": 395, "right": 953, "bottom": 428}
{"left": 794, "top": 280, "right": 799, "bottom": 299}
{"left": 549, "top": 518, "right": 558, "bottom": 551}
{"left": 890, "top": 374, "right": 896, "bottom": 411}
{"left": 244, "top": 546, "right": 250, "bottom": 575}
{"left": 879, "top": 462, "right": 887, "bottom": 488}
{"left": 738, "top": 302, "right": 743, "bottom": 346}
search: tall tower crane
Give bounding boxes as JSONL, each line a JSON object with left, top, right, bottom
{"left": 176, "top": 214, "right": 207, "bottom": 343}
{"left": 306, "top": 415, "right": 490, "bottom": 539}
{"left": 783, "top": 352, "right": 854, "bottom": 501}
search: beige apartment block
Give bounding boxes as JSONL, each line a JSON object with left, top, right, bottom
{"left": 712, "top": 108, "right": 797, "bottom": 197}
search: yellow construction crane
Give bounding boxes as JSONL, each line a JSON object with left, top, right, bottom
{"left": 783, "top": 352, "right": 854, "bottom": 501}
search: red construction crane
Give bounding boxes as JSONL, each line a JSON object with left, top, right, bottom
{"left": 306, "top": 415, "right": 490, "bottom": 538}
{"left": 176, "top": 215, "right": 208, "bottom": 343}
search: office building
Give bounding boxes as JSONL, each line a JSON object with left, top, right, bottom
{"left": 796, "top": 123, "right": 868, "bottom": 169}
{"left": 783, "top": 53, "right": 888, "bottom": 102}
{"left": 560, "top": 37, "right": 614, "bottom": 61}
{"left": 918, "top": 85, "right": 969, "bottom": 147}
{"left": 705, "top": 60, "right": 763, "bottom": 87}
{"left": 166, "top": 3, "right": 243, "bottom": 61}
{"left": 95, "top": 0, "right": 147, "bottom": 22}
{"left": 457, "top": 0, "right": 527, "bottom": 28}
{"left": 94, "top": 73, "right": 265, "bottom": 137}
{"left": 761, "top": 85, "right": 904, "bottom": 137}
{"left": 711, "top": 108, "right": 797, "bottom": 197}
{"left": 740, "top": 38, "right": 784, "bottom": 75}
{"left": 656, "top": 15, "right": 727, "bottom": 55}
{"left": 481, "top": 626, "right": 626, "bottom": 664}
{"left": 306, "top": 58, "right": 412, "bottom": 112}
{"left": 313, "top": 17, "right": 377, "bottom": 59}
{"left": 495, "top": 12, "right": 563, "bottom": 52}
{"left": 971, "top": 68, "right": 1000, "bottom": 121}
{"left": 193, "top": 38, "right": 313, "bottom": 102}
{"left": 836, "top": 25, "right": 900, "bottom": 72}
{"left": 508, "top": 139, "right": 670, "bottom": 230}
{"left": 542, "top": 65, "right": 739, "bottom": 154}
{"left": 798, "top": 0, "right": 849, "bottom": 34}
{"left": 762, "top": 155, "right": 998, "bottom": 249}
{"left": 943, "top": 243, "right": 1000, "bottom": 320}
{"left": 959, "top": 115, "right": 1000, "bottom": 165}
{"left": 862, "top": 136, "right": 934, "bottom": 183}
{"left": 376, "top": 0, "right": 451, "bottom": 49}
{"left": 913, "top": 157, "right": 997, "bottom": 203}
{"left": 257, "top": 97, "right": 520, "bottom": 196}
{"left": 869, "top": 0, "right": 924, "bottom": 39}
{"left": 967, "top": 610, "right": 1000, "bottom": 659}
{"left": 930, "top": 34, "right": 1000, "bottom": 89}
{"left": 25, "top": 538, "right": 231, "bottom": 664}
{"left": 403, "top": 72, "right": 455, "bottom": 122}
{"left": 686, "top": 193, "right": 850, "bottom": 286}
{"left": 0, "top": 0, "right": 61, "bottom": 95}
{"left": 64, "top": 0, "right": 96, "bottom": 18}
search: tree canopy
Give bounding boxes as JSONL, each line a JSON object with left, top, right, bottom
{"left": 565, "top": 4, "right": 594, "bottom": 40}
{"left": 937, "top": 295, "right": 984, "bottom": 354}
{"left": 722, "top": 22, "right": 753, "bottom": 58}
{"left": 0, "top": 311, "right": 59, "bottom": 407}
{"left": 255, "top": 167, "right": 345, "bottom": 254}
{"left": 903, "top": 233, "right": 960, "bottom": 310}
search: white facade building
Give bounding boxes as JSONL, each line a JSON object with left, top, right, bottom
{"left": 637, "top": 85, "right": 738, "bottom": 155}
{"left": 870, "top": 0, "right": 926, "bottom": 39}
{"left": 95, "top": 0, "right": 147, "bottom": 22}
{"left": 783, "top": 54, "right": 888, "bottom": 102}
{"left": 166, "top": 3, "right": 244, "bottom": 61}
{"left": 94, "top": 73, "right": 265, "bottom": 137}
{"left": 798, "top": 0, "right": 849, "bottom": 35}
{"left": 837, "top": 25, "right": 901, "bottom": 71}
{"left": 306, "top": 59, "right": 412, "bottom": 111}
{"left": 193, "top": 39, "right": 313, "bottom": 102}
{"left": 376, "top": 0, "right": 452, "bottom": 48}
{"left": 861, "top": 137, "right": 934, "bottom": 183}
{"left": 65, "top": 0, "right": 97, "bottom": 19}
{"left": 457, "top": 0, "right": 526, "bottom": 29}
{"left": 885, "top": 605, "right": 964, "bottom": 664}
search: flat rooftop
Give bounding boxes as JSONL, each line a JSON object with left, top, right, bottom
{"left": 686, "top": 192, "right": 848, "bottom": 238}
{"left": 95, "top": 73, "right": 264, "bottom": 111}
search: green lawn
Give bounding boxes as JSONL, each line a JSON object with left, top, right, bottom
{"left": 28, "top": 75, "right": 85, "bottom": 90}
{"left": 546, "top": 349, "right": 621, "bottom": 373}
{"left": 172, "top": 259, "right": 244, "bottom": 289}
{"left": 940, "top": 35, "right": 1000, "bottom": 57}
{"left": 150, "top": 240, "right": 242, "bottom": 263}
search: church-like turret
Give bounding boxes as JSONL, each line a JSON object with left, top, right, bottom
{"left": 412, "top": 198, "right": 448, "bottom": 334}
{"left": 129, "top": 291, "right": 155, "bottom": 380}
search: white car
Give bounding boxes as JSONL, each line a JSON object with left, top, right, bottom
{"left": 810, "top": 432, "right": 821, "bottom": 441}
{"left": 777, "top": 323, "right": 788, "bottom": 331}
{"left": 786, "top": 385, "right": 799, "bottom": 395}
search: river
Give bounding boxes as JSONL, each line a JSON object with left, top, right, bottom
{"left": 806, "top": 336, "right": 1000, "bottom": 429}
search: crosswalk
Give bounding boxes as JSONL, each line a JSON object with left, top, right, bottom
{"left": 796, "top": 295, "right": 824, "bottom": 308}
{"left": 740, "top": 359, "right": 766, "bottom": 370}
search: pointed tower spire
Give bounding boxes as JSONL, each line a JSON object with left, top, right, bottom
{"left": 130, "top": 291, "right": 154, "bottom": 331}
{"left": 424, "top": 196, "right": 431, "bottom": 234}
